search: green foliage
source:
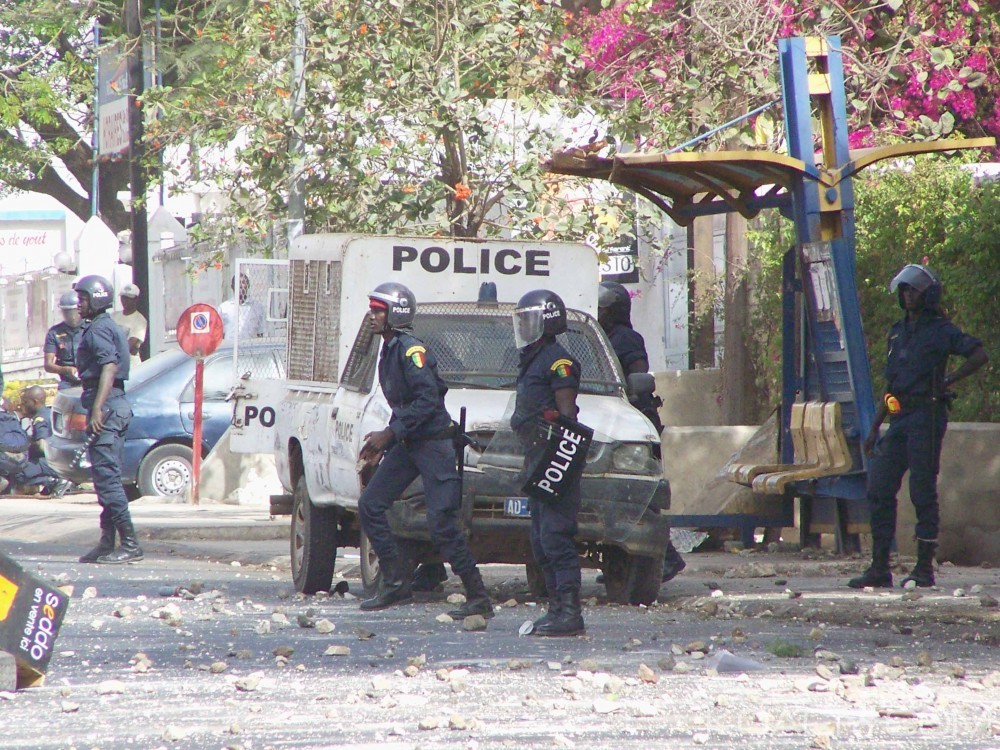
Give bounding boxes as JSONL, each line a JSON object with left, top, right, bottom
{"left": 147, "top": 0, "right": 614, "bottom": 249}
{"left": 749, "top": 159, "right": 1000, "bottom": 422}
{"left": 766, "top": 639, "right": 807, "bottom": 658}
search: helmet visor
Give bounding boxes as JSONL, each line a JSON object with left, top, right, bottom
{"left": 889, "top": 264, "right": 933, "bottom": 293}
{"left": 512, "top": 305, "right": 545, "bottom": 349}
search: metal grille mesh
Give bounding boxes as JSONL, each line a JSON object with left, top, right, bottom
{"left": 413, "top": 303, "right": 623, "bottom": 395}
{"left": 233, "top": 260, "right": 289, "bottom": 379}
{"left": 312, "top": 262, "right": 342, "bottom": 382}
{"left": 287, "top": 260, "right": 317, "bottom": 381}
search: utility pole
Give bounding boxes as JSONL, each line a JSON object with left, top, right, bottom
{"left": 125, "top": 0, "right": 150, "bottom": 359}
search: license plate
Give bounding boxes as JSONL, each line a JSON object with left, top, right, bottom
{"left": 504, "top": 497, "right": 531, "bottom": 518}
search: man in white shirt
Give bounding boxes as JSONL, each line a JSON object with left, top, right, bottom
{"left": 219, "top": 272, "right": 266, "bottom": 340}
{"left": 110, "top": 283, "right": 148, "bottom": 370}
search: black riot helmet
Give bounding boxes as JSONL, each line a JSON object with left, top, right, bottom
{"left": 73, "top": 274, "right": 115, "bottom": 315}
{"left": 513, "top": 289, "right": 567, "bottom": 349}
{"left": 598, "top": 281, "right": 632, "bottom": 325}
{"left": 889, "top": 264, "right": 942, "bottom": 310}
{"left": 368, "top": 282, "right": 416, "bottom": 330}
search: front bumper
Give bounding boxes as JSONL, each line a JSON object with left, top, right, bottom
{"left": 386, "top": 470, "right": 672, "bottom": 564}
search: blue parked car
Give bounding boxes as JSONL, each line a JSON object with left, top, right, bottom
{"left": 47, "top": 342, "right": 285, "bottom": 498}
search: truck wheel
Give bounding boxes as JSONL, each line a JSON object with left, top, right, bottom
{"left": 601, "top": 548, "right": 663, "bottom": 606}
{"left": 290, "top": 477, "right": 338, "bottom": 594}
{"left": 360, "top": 531, "right": 380, "bottom": 593}
{"left": 524, "top": 562, "right": 548, "bottom": 598}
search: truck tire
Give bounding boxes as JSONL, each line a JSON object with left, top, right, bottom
{"left": 525, "top": 562, "right": 548, "bottom": 598}
{"left": 360, "top": 531, "right": 381, "bottom": 593}
{"left": 601, "top": 548, "right": 663, "bottom": 606}
{"left": 290, "top": 477, "right": 338, "bottom": 594}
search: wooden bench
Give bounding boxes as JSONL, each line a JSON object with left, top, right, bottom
{"left": 728, "top": 401, "right": 851, "bottom": 495}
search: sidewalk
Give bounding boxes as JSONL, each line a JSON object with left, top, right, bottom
{"left": 0, "top": 493, "right": 289, "bottom": 547}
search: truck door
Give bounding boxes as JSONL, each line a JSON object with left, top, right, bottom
{"left": 229, "top": 258, "right": 289, "bottom": 454}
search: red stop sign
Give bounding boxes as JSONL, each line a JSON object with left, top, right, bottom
{"left": 176, "top": 303, "right": 224, "bottom": 358}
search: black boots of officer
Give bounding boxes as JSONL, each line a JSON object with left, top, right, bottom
{"left": 360, "top": 556, "right": 414, "bottom": 610}
{"left": 446, "top": 569, "right": 494, "bottom": 620}
{"left": 531, "top": 583, "right": 561, "bottom": 632}
{"left": 847, "top": 536, "right": 893, "bottom": 589}
{"left": 534, "top": 589, "right": 585, "bottom": 637}
{"left": 79, "top": 525, "right": 116, "bottom": 563}
{"left": 901, "top": 540, "right": 937, "bottom": 588}
{"left": 97, "top": 520, "right": 144, "bottom": 564}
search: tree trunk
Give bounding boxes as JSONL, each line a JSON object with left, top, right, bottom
{"left": 720, "top": 211, "right": 760, "bottom": 424}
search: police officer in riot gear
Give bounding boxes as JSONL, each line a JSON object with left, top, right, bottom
{"left": 74, "top": 275, "right": 142, "bottom": 564}
{"left": 598, "top": 281, "right": 686, "bottom": 583}
{"left": 43, "top": 291, "right": 85, "bottom": 390}
{"left": 512, "top": 289, "right": 585, "bottom": 637}
{"left": 358, "top": 282, "right": 494, "bottom": 620}
{"left": 848, "top": 264, "right": 986, "bottom": 589}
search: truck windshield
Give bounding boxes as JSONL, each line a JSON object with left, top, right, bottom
{"left": 412, "top": 306, "right": 624, "bottom": 396}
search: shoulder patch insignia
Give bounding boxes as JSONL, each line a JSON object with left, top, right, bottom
{"left": 550, "top": 358, "right": 573, "bottom": 378}
{"left": 406, "top": 344, "right": 426, "bottom": 368}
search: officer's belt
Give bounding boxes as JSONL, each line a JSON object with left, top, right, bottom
{"left": 401, "top": 423, "right": 456, "bottom": 446}
{"left": 891, "top": 393, "right": 938, "bottom": 412}
{"left": 82, "top": 379, "right": 126, "bottom": 390}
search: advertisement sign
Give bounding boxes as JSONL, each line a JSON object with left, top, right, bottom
{"left": 0, "top": 552, "right": 70, "bottom": 688}
{"left": 98, "top": 44, "right": 129, "bottom": 156}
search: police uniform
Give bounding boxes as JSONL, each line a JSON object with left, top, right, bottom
{"left": 77, "top": 310, "right": 133, "bottom": 530}
{"left": 513, "top": 338, "right": 583, "bottom": 599}
{"left": 0, "top": 409, "right": 30, "bottom": 489}
{"left": 359, "top": 331, "right": 478, "bottom": 580}
{"left": 868, "top": 312, "right": 982, "bottom": 544}
{"left": 43, "top": 321, "right": 85, "bottom": 390}
{"left": 14, "top": 406, "right": 63, "bottom": 492}
{"left": 605, "top": 322, "right": 664, "bottom": 435}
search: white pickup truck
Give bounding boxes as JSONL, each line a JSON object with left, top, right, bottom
{"left": 231, "top": 234, "right": 671, "bottom": 605}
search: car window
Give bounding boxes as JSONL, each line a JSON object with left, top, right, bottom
{"left": 180, "top": 356, "right": 235, "bottom": 402}
{"left": 129, "top": 348, "right": 189, "bottom": 387}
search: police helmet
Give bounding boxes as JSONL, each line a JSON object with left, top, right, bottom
{"left": 598, "top": 281, "right": 631, "bottom": 324}
{"left": 73, "top": 275, "right": 115, "bottom": 314}
{"left": 368, "top": 282, "right": 416, "bottom": 330}
{"left": 513, "top": 289, "right": 567, "bottom": 349}
{"left": 58, "top": 291, "right": 79, "bottom": 310}
{"left": 889, "top": 264, "right": 942, "bottom": 309}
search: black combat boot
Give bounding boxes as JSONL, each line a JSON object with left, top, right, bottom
{"left": 847, "top": 536, "right": 893, "bottom": 589}
{"left": 531, "top": 582, "right": 561, "bottom": 632}
{"left": 411, "top": 562, "right": 448, "bottom": 593}
{"left": 900, "top": 540, "right": 937, "bottom": 588}
{"left": 97, "top": 520, "right": 144, "bottom": 564}
{"left": 447, "top": 569, "right": 494, "bottom": 620}
{"left": 534, "top": 590, "right": 585, "bottom": 637}
{"left": 360, "top": 557, "right": 414, "bottom": 610}
{"left": 661, "top": 542, "right": 687, "bottom": 582}
{"left": 79, "top": 525, "right": 116, "bottom": 563}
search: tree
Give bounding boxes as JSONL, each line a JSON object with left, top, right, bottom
{"left": 145, "top": 0, "right": 616, "bottom": 253}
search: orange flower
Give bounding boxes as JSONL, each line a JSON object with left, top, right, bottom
{"left": 359, "top": 23, "right": 368, "bottom": 35}
{"left": 402, "top": 185, "right": 416, "bottom": 194}
{"left": 453, "top": 182, "right": 472, "bottom": 202}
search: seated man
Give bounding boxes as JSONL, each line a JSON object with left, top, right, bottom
{"left": 8, "top": 387, "right": 72, "bottom": 497}
{"left": 0, "top": 398, "right": 31, "bottom": 494}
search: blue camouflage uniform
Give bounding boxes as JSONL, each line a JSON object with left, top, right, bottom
{"left": 358, "top": 331, "right": 478, "bottom": 576}
{"left": 512, "top": 337, "right": 582, "bottom": 597}
{"left": 76, "top": 312, "right": 132, "bottom": 527}
{"left": 0, "top": 409, "right": 30, "bottom": 485}
{"left": 869, "top": 311, "right": 982, "bottom": 542}
{"left": 43, "top": 321, "right": 85, "bottom": 389}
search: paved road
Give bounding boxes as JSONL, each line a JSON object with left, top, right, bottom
{"left": 1, "top": 520, "right": 999, "bottom": 749}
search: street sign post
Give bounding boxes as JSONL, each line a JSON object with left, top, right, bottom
{"left": 176, "top": 304, "right": 224, "bottom": 504}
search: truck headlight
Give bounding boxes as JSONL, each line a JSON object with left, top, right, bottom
{"left": 612, "top": 443, "right": 653, "bottom": 473}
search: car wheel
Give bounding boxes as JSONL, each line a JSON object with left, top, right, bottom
{"left": 601, "top": 547, "right": 663, "bottom": 606}
{"left": 137, "top": 444, "right": 194, "bottom": 498}
{"left": 290, "top": 477, "right": 338, "bottom": 594}
{"left": 524, "top": 562, "right": 548, "bottom": 598}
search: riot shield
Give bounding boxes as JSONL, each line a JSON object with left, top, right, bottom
{"left": 477, "top": 394, "right": 662, "bottom": 548}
